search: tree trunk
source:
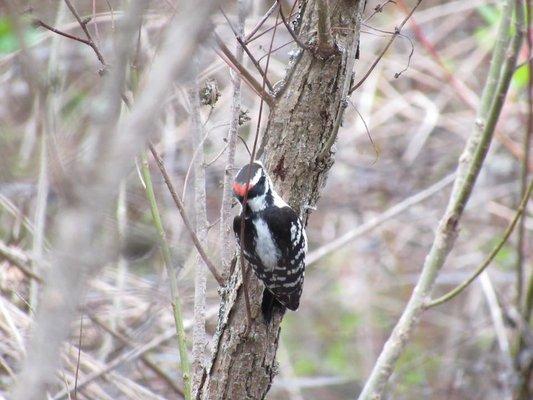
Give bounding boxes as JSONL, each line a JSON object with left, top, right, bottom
{"left": 197, "top": 1, "right": 365, "bottom": 398}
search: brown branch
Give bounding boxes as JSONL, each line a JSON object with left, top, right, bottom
{"left": 220, "top": 8, "right": 274, "bottom": 92}
{"left": 148, "top": 143, "right": 224, "bottom": 286}
{"left": 63, "top": 0, "right": 106, "bottom": 65}
{"left": 275, "top": 0, "right": 307, "bottom": 50}
{"left": 236, "top": 7, "right": 281, "bottom": 334}
{"left": 349, "top": 0, "right": 422, "bottom": 94}
{"left": 363, "top": 0, "right": 397, "bottom": 23}
{"left": 243, "top": 1, "right": 278, "bottom": 43}
{"left": 214, "top": 33, "right": 274, "bottom": 106}
{"left": 32, "top": 19, "right": 93, "bottom": 47}
{"left": 244, "top": 9, "right": 299, "bottom": 44}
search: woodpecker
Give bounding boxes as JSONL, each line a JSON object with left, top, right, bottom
{"left": 232, "top": 161, "right": 307, "bottom": 322}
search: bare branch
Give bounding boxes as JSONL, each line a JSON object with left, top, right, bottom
{"left": 363, "top": 0, "right": 397, "bottom": 23}
{"left": 220, "top": 8, "right": 274, "bottom": 92}
{"left": 32, "top": 19, "right": 93, "bottom": 48}
{"left": 243, "top": 1, "right": 277, "bottom": 43}
{"left": 63, "top": 0, "right": 106, "bottom": 65}
{"left": 140, "top": 154, "right": 192, "bottom": 399}
{"left": 214, "top": 33, "right": 274, "bottom": 106}
{"left": 349, "top": 0, "right": 422, "bottom": 94}
{"left": 275, "top": 0, "right": 307, "bottom": 49}
{"left": 427, "top": 180, "right": 533, "bottom": 308}
{"left": 148, "top": 144, "right": 224, "bottom": 286}
{"left": 236, "top": 4, "right": 282, "bottom": 332}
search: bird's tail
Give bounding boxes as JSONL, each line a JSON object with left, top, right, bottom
{"left": 261, "top": 288, "right": 285, "bottom": 323}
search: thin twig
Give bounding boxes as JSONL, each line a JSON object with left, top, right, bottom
{"left": 214, "top": 33, "right": 274, "bottom": 106}
{"left": 33, "top": 19, "right": 93, "bottom": 48}
{"left": 244, "top": 1, "right": 277, "bottom": 43}
{"left": 348, "top": 99, "right": 379, "bottom": 163}
{"left": 244, "top": 9, "right": 299, "bottom": 44}
{"left": 363, "top": 0, "right": 397, "bottom": 23}
{"left": 427, "top": 180, "right": 533, "bottom": 308}
{"left": 63, "top": 0, "right": 106, "bottom": 65}
{"left": 349, "top": 0, "right": 422, "bottom": 94}
{"left": 275, "top": 0, "right": 307, "bottom": 50}
{"left": 362, "top": 23, "right": 415, "bottom": 79}
{"left": 395, "top": 0, "right": 478, "bottom": 109}
{"left": 204, "top": 142, "right": 229, "bottom": 167}
{"left": 220, "top": 8, "right": 274, "bottom": 92}
{"left": 148, "top": 144, "right": 224, "bottom": 286}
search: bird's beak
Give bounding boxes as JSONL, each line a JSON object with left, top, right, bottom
{"left": 232, "top": 182, "right": 251, "bottom": 197}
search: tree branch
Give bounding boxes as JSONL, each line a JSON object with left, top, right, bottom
{"left": 188, "top": 66, "right": 210, "bottom": 391}
{"left": 214, "top": 33, "right": 274, "bottom": 106}
{"left": 148, "top": 144, "right": 224, "bottom": 286}
{"left": 427, "top": 180, "right": 533, "bottom": 309}
{"left": 315, "top": 0, "right": 335, "bottom": 57}
{"left": 63, "top": 0, "right": 106, "bottom": 65}
{"left": 349, "top": 0, "right": 422, "bottom": 94}
{"left": 32, "top": 19, "right": 93, "bottom": 48}
{"left": 275, "top": 0, "right": 307, "bottom": 50}
{"left": 220, "top": 7, "right": 274, "bottom": 92}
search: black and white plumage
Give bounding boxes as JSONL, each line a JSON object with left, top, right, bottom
{"left": 232, "top": 161, "right": 307, "bottom": 322}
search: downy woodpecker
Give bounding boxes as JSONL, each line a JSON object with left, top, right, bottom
{"left": 232, "top": 161, "right": 307, "bottom": 322}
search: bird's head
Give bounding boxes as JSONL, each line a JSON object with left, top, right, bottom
{"left": 232, "top": 161, "right": 269, "bottom": 208}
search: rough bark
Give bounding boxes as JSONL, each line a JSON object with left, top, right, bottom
{"left": 197, "top": 1, "right": 365, "bottom": 399}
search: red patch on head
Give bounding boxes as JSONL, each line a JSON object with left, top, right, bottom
{"left": 232, "top": 182, "right": 251, "bottom": 197}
